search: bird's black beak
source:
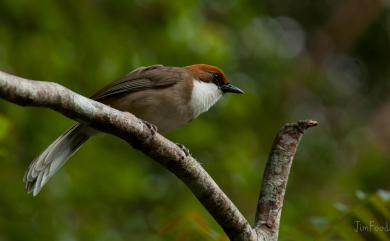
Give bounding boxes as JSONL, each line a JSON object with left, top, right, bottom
{"left": 221, "top": 83, "right": 244, "bottom": 94}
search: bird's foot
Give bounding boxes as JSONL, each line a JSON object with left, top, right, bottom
{"left": 142, "top": 120, "right": 158, "bottom": 145}
{"left": 176, "top": 143, "right": 191, "bottom": 157}
{"left": 143, "top": 120, "right": 158, "bottom": 136}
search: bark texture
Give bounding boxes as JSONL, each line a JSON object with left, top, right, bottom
{"left": 255, "top": 120, "right": 318, "bottom": 241}
{"left": 0, "top": 70, "right": 317, "bottom": 241}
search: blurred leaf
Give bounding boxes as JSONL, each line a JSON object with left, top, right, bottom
{"left": 0, "top": 115, "right": 10, "bottom": 141}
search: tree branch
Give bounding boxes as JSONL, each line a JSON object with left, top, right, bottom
{"left": 0, "top": 70, "right": 317, "bottom": 241}
{"left": 255, "top": 120, "right": 318, "bottom": 240}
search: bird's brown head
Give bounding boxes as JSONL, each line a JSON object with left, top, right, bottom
{"left": 185, "top": 64, "right": 244, "bottom": 94}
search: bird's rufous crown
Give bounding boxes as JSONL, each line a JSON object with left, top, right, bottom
{"left": 185, "top": 64, "right": 229, "bottom": 84}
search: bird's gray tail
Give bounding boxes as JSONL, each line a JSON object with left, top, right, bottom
{"left": 23, "top": 124, "right": 90, "bottom": 196}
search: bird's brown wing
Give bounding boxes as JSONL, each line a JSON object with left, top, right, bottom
{"left": 91, "top": 64, "right": 183, "bottom": 100}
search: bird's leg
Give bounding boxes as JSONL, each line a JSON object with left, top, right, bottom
{"left": 142, "top": 120, "right": 158, "bottom": 145}
{"left": 142, "top": 120, "right": 157, "bottom": 135}
{"left": 176, "top": 143, "right": 191, "bottom": 157}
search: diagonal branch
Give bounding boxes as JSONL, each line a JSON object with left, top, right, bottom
{"left": 0, "top": 70, "right": 256, "bottom": 241}
{"left": 0, "top": 70, "right": 317, "bottom": 241}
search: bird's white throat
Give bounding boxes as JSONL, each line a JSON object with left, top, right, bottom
{"left": 190, "top": 79, "right": 222, "bottom": 118}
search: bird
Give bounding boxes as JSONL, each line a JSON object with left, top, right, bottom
{"left": 23, "top": 64, "right": 244, "bottom": 196}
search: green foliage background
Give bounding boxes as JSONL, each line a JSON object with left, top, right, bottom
{"left": 0, "top": 0, "right": 389, "bottom": 240}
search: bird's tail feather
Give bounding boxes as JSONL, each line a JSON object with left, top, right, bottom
{"left": 23, "top": 124, "right": 90, "bottom": 196}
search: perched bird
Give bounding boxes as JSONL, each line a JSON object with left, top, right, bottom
{"left": 24, "top": 64, "right": 244, "bottom": 196}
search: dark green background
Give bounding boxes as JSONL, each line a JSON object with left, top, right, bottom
{"left": 0, "top": 0, "right": 389, "bottom": 240}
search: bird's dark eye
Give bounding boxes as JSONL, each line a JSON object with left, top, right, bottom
{"left": 212, "top": 73, "right": 223, "bottom": 86}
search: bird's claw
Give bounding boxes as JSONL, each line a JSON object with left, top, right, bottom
{"left": 143, "top": 120, "right": 157, "bottom": 136}
{"left": 142, "top": 120, "right": 158, "bottom": 145}
{"left": 176, "top": 143, "right": 191, "bottom": 157}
